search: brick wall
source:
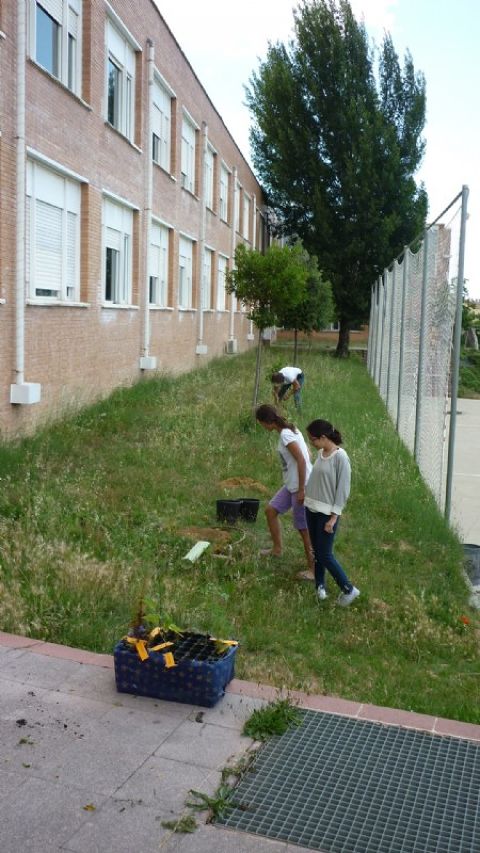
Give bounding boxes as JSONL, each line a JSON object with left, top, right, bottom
{"left": 0, "top": 0, "right": 266, "bottom": 437}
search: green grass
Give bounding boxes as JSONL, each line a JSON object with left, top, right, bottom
{"left": 243, "top": 697, "right": 303, "bottom": 741}
{"left": 0, "top": 348, "right": 478, "bottom": 722}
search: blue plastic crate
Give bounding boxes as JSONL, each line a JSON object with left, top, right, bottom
{"left": 114, "top": 635, "right": 237, "bottom": 708}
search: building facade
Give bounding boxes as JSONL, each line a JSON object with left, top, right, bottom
{"left": 0, "top": 0, "right": 268, "bottom": 437}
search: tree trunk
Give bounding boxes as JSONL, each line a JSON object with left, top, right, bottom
{"left": 252, "top": 328, "right": 263, "bottom": 410}
{"left": 465, "top": 327, "right": 479, "bottom": 350}
{"left": 293, "top": 328, "right": 298, "bottom": 364}
{"left": 335, "top": 320, "right": 350, "bottom": 358}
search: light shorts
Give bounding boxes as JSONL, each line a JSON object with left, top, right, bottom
{"left": 269, "top": 486, "right": 307, "bottom": 531}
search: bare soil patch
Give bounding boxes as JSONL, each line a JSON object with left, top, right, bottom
{"left": 218, "top": 477, "right": 269, "bottom": 494}
{"left": 177, "top": 526, "right": 233, "bottom": 544}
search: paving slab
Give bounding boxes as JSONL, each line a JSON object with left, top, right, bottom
{"left": 113, "top": 755, "right": 218, "bottom": 809}
{"left": 55, "top": 794, "right": 172, "bottom": 853}
{"left": 154, "top": 718, "right": 254, "bottom": 770}
{"left": 1, "top": 633, "right": 479, "bottom": 853}
{"left": 0, "top": 776, "right": 110, "bottom": 853}
{"left": 160, "top": 823, "right": 298, "bottom": 853}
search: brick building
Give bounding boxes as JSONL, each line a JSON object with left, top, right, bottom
{"left": 0, "top": 0, "right": 268, "bottom": 437}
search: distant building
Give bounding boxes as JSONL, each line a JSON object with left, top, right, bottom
{"left": 0, "top": 0, "right": 268, "bottom": 436}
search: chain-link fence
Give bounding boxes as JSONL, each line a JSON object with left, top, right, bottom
{"left": 367, "top": 188, "right": 469, "bottom": 515}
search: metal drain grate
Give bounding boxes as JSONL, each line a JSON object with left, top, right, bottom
{"left": 217, "top": 710, "right": 480, "bottom": 852}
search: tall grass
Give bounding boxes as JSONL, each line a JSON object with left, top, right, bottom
{"left": 0, "top": 348, "right": 478, "bottom": 722}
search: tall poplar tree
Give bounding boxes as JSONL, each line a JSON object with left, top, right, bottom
{"left": 246, "top": 0, "right": 427, "bottom": 356}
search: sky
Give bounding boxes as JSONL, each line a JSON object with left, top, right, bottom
{"left": 156, "top": 0, "right": 480, "bottom": 298}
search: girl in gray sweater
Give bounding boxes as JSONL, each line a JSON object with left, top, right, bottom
{"left": 304, "top": 419, "right": 360, "bottom": 606}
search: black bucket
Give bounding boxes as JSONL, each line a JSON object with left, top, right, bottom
{"left": 239, "top": 498, "right": 260, "bottom": 522}
{"left": 216, "top": 499, "right": 242, "bottom": 524}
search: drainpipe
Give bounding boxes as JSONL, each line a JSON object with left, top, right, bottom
{"left": 139, "top": 39, "right": 157, "bottom": 370}
{"left": 196, "top": 121, "right": 208, "bottom": 355}
{"left": 228, "top": 166, "right": 238, "bottom": 346}
{"left": 247, "top": 193, "right": 256, "bottom": 341}
{"left": 10, "top": 0, "right": 41, "bottom": 405}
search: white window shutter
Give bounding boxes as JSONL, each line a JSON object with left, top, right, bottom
{"left": 68, "top": 5, "right": 78, "bottom": 37}
{"left": 41, "top": 0, "right": 63, "bottom": 23}
{"left": 26, "top": 195, "right": 31, "bottom": 292}
{"left": 106, "top": 226, "right": 122, "bottom": 252}
{"left": 66, "top": 210, "right": 77, "bottom": 298}
{"left": 35, "top": 200, "right": 62, "bottom": 294}
{"left": 150, "top": 244, "right": 160, "bottom": 277}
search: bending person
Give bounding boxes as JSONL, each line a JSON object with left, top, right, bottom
{"left": 271, "top": 366, "right": 304, "bottom": 409}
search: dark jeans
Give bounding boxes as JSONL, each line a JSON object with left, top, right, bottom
{"left": 278, "top": 372, "right": 304, "bottom": 408}
{"left": 305, "top": 509, "right": 353, "bottom": 592}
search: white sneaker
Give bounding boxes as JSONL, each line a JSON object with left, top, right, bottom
{"left": 317, "top": 585, "right": 327, "bottom": 601}
{"left": 337, "top": 587, "right": 360, "bottom": 607}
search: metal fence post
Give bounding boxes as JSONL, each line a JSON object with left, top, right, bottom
{"left": 414, "top": 230, "right": 429, "bottom": 462}
{"left": 373, "top": 277, "right": 382, "bottom": 385}
{"left": 376, "top": 274, "right": 386, "bottom": 388}
{"left": 386, "top": 264, "right": 396, "bottom": 409}
{"left": 396, "top": 249, "right": 408, "bottom": 432}
{"left": 370, "top": 280, "right": 379, "bottom": 379}
{"left": 367, "top": 284, "right": 375, "bottom": 375}
{"left": 445, "top": 185, "right": 469, "bottom": 521}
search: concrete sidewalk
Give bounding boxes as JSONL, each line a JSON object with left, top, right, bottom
{"left": 1, "top": 633, "right": 480, "bottom": 853}
{"left": 448, "top": 397, "right": 480, "bottom": 547}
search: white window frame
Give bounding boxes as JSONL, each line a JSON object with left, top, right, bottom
{"left": 202, "top": 247, "right": 213, "bottom": 310}
{"left": 235, "top": 181, "right": 241, "bottom": 232}
{"left": 150, "top": 220, "right": 169, "bottom": 307}
{"left": 217, "top": 254, "right": 228, "bottom": 312}
{"left": 243, "top": 193, "right": 251, "bottom": 241}
{"left": 105, "top": 16, "right": 136, "bottom": 141}
{"left": 152, "top": 72, "right": 174, "bottom": 172}
{"left": 219, "top": 162, "right": 229, "bottom": 222}
{"left": 26, "top": 158, "right": 81, "bottom": 303}
{"left": 205, "top": 145, "right": 215, "bottom": 211}
{"left": 181, "top": 111, "right": 197, "bottom": 194}
{"left": 28, "top": 0, "right": 82, "bottom": 96}
{"left": 178, "top": 235, "right": 194, "bottom": 309}
{"left": 103, "top": 197, "right": 133, "bottom": 305}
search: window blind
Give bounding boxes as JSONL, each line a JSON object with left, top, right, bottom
{"left": 35, "top": 199, "right": 62, "bottom": 294}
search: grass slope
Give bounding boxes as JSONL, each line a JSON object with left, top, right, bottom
{"left": 0, "top": 348, "right": 478, "bottom": 722}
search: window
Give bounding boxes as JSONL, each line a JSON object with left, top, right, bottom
{"left": 235, "top": 182, "right": 241, "bottom": 232}
{"left": 205, "top": 145, "right": 214, "bottom": 210}
{"left": 29, "top": 0, "right": 82, "bottom": 95}
{"left": 217, "top": 255, "right": 227, "bottom": 311}
{"left": 178, "top": 236, "right": 193, "bottom": 308}
{"left": 152, "top": 76, "right": 172, "bottom": 172}
{"left": 219, "top": 163, "right": 229, "bottom": 222}
{"left": 181, "top": 114, "right": 196, "bottom": 193}
{"left": 243, "top": 194, "right": 251, "bottom": 240}
{"left": 106, "top": 18, "right": 136, "bottom": 141}
{"left": 103, "top": 198, "right": 133, "bottom": 305}
{"left": 202, "top": 248, "right": 213, "bottom": 310}
{"left": 26, "top": 159, "right": 81, "bottom": 302}
{"left": 150, "top": 221, "right": 169, "bottom": 306}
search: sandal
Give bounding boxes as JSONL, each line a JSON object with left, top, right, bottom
{"left": 259, "top": 548, "right": 281, "bottom": 558}
{"left": 296, "top": 571, "right": 315, "bottom": 582}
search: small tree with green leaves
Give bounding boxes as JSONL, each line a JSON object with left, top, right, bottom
{"left": 226, "top": 242, "right": 309, "bottom": 408}
{"left": 277, "top": 252, "right": 335, "bottom": 362}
